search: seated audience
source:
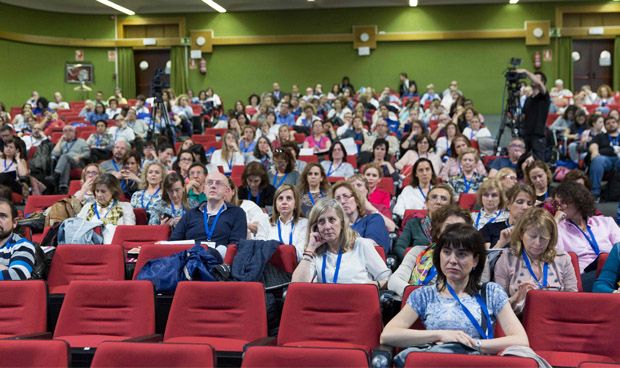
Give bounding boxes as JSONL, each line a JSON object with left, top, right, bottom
{"left": 170, "top": 171, "right": 247, "bottom": 246}
{"left": 303, "top": 119, "right": 332, "bottom": 154}
{"left": 237, "top": 162, "right": 276, "bottom": 209}
{"left": 76, "top": 173, "right": 136, "bottom": 244}
{"left": 149, "top": 172, "right": 197, "bottom": 227}
{"left": 130, "top": 162, "right": 165, "bottom": 211}
{"left": 439, "top": 135, "right": 487, "bottom": 181}
{"left": 226, "top": 177, "right": 270, "bottom": 240}
{"left": 186, "top": 163, "right": 207, "bottom": 204}
{"left": 269, "top": 148, "right": 300, "bottom": 189}
{"left": 297, "top": 163, "right": 330, "bottom": 217}
{"left": 496, "top": 167, "right": 518, "bottom": 192}
{"left": 51, "top": 125, "right": 89, "bottom": 193}
{"left": 268, "top": 184, "right": 308, "bottom": 260}
{"left": 554, "top": 181, "right": 620, "bottom": 291}
{"left": 394, "top": 158, "right": 438, "bottom": 218}
{"left": 0, "top": 138, "right": 28, "bottom": 195}
{"left": 332, "top": 181, "right": 390, "bottom": 253}
{"left": 381, "top": 223, "right": 529, "bottom": 361}
{"left": 291, "top": 198, "right": 391, "bottom": 285}
{"left": 73, "top": 163, "right": 100, "bottom": 203}
{"left": 394, "top": 184, "right": 454, "bottom": 261}
{"left": 172, "top": 150, "right": 195, "bottom": 181}
{"left": 389, "top": 204, "right": 472, "bottom": 296}
{"left": 249, "top": 136, "right": 273, "bottom": 172}
{"left": 363, "top": 163, "right": 391, "bottom": 212}
{"left": 472, "top": 179, "right": 509, "bottom": 230}
{"left": 86, "top": 120, "right": 113, "bottom": 162}
{"left": 209, "top": 131, "right": 244, "bottom": 175}
{"left": 0, "top": 198, "right": 37, "bottom": 280}
{"left": 320, "top": 141, "right": 355, "bottom": 179}
{"left": 524, "top": 160, "right": 552, "bottom": 205}
{"left": 348, "top": 174, "right": 396, "bottom": 232}
{"left": 396, "top": 134, "right": 442, "bottom": 175}
{"left": 448, "top": 148, "right": 484, "bottom": 196}
{"left": 360, "top": 119, "right": 400, "bottom": 156}
{"left": 370, "top": 138, "right": 399, "bottom": 181}
{"left": 488, "top": 138, "right": 525, "bottom": 177}
{"left": 494, "top": 207, "right": 578, "bottom": 314}
{"left": 588, "top": 116, "right": 620, "bottom": 200}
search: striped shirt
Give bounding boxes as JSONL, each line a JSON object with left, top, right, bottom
{"left": 0, "top": 233, "right": 36, "bottom": 280}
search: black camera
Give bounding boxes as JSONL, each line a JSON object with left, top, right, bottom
{"left": 505, "top": 57, "right": 527, "bottom": 83}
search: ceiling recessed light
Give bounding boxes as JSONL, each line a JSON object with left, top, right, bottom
{"left": 201, "top": 0, "right": 227, "bottom": 13}
{"left": 409, "top": 0, "right": 418, "bottom": 6}
{"left": 95, "top": 0, "right": 135, "bottom": 15}
{"left": 509, "top": 0, "right": 519, "bottom": 4}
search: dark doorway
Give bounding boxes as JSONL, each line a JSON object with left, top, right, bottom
{"left": 134, "top": 49, "right": 170, "bottom": 97}
{"left": 572, "top": 39, "right": 614, "bottom": 91}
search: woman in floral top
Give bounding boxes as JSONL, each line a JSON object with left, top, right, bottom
{"left": 148, "top": 172, "right": 198, "bottom": 227}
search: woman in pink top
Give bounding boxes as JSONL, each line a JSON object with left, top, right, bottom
{"left": 362, "top": 163, "right": 391, "bottom": 212}
{"left": 303, "top": 119, "right": 331, "bottom": 154}
{"left": 554, "top": 181, "right": 620, "bottom": 291}
{"left": 438, "top": 134, "right": 487, "bottom": 182}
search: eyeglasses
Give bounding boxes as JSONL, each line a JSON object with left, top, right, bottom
{"left": 509, "top": 144, "right": 525, "bottom": 149}
{"left": 85, "top": 170, "right": 99, "bottom": 176}
{"left": 334, "top": 193, "right": 354, "bottom": 202}
{"left": 206, "top": 180, "right": 229, "bottom": 189}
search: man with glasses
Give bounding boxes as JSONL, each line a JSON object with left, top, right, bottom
{"left": 51, "top": 125, "right": 89, "bottom": 193}
{"left": 170, "top": 171, "right": 247, "bottom": 253}
{"left": 22, "top": 123, "right": 48, "bottom": 151}
{"left": 488, "top": 138, "right": 526, "bottom": 178}
{"left": 360, "top": 119, "right": 399, "bottom": 156}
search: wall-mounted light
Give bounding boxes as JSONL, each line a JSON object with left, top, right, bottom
{"left": 532, "top": 27, "right": 544, "bottom": 39}
{"left": 196, "top": 36, "right": 206, "bottom": 46}
{"left": 571, "top": 51, "right": 581, "bottom": 62}
{"left": 600, "top": 50, "right": 612, "bottom": 66}
{"left": 409, "top": 0, "right": 418, "bottom": 7}
{"left": 139, "top": 61, "right": 149, "bottom": 71}
{"left": 359, "top": 32, "right": 370, "bottom": 42}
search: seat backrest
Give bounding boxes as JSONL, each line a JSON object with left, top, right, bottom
{"left": 132, "top": 243, "right": 195, "bottom": 279}
{"left": 374, "top": 246, "right": 386, "bottom": 262}
{"left": 53, "top": 280, "right": 155, "bottom": 339}
{"left": 92, "top": 341, "right": 215, "bottom": 368}
{"left": 378, "top": 177, "right": 395, "bottom": 195}
{"left": 522, "top": 290, "right": 620, "bottom": 362}
{"left": 24, "top": 194, "right": 68, "bottom": 216}
{"left": 110, "top": 225, "right": 171, "bottom": 251}
{"left": 400, "top": 285, "right": 425, "bottom": 330}
{"left": 133, "top": 208, "right": 148, "bottom": 225}
{"left": 241, "top": 346, "right": 369, "bottom": 368}
{"left": 567, "top": 252, "right": 583, "bottom": 291}
{"left": 457, "top": 193, "right": 478, "bottom": 210}
{"left": 404, "top": 352, "right": 537, "bottom": 367}
{"left": 0, "top": 340, "right": 69, "bottom": 368}
{"left": 68, "top": 180, "right": 82, "bottom": 196}
{"left": 402, "top": 210, "right": 427, "bottom": 228}
{"left": 224, "top": 244, "right": 298, "bottom": 273}
{"left": 278, "top": 283, "right": 382, "bottom": 351}
{"left": 596, "top": 252, "right": 609, "bottom": 277}
{"left": 0, "top": 281, "right": 47, "bottom": 337}
{"left": 47, "top": 244, "right": 125, "bottom": 294}
{"left": 164, "top": 282, "right": 267, "bottom": 343}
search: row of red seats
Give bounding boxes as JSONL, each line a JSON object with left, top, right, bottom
{"left": 2, "top": 281, "right": 619, "bottom": 367}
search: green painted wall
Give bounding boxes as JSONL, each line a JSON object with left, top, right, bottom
{"left": 0, "top": 1, "right": 607, "bottom": 113}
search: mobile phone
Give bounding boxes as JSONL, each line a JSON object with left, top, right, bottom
{"left": 161, "top": 213, "right": 173, "bottom": 220}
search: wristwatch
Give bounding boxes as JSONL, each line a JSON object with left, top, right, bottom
{"left": 474, "top": 339, "right": 483, "bottom": 352}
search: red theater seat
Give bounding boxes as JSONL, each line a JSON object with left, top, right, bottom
{"left": 0, "top": 340, "right": 69, "bottom": 368}
{"left": 0, "top": 281, "right": 47, "bottom": 339}
{"left": 91, "top": 341, "right": 215, "bottom": 368}
{"left": 277, "top": 283, "right": 382, "bottom": 353}
{"left": 568, "top": 252, "right": 583, "bottom": 292}
{"left": 457, "top": 193, "right": 477, "bottom": 210}
{"left": 111, "top": 225, "right": 171, "bottom": 251}
{"left": 132, "top": 243, "right": 201, "bottom": 279}
{"left": 163, "top": 282, "right": 267, "bottom": 354}
{"left": 522, "top": 290, "right": 620, "bottom": 367}
{"left": 404, "top": 352, "right": 537, "bottom": 367}
{"left": 241, "top": 346, "right": 369, "bottom": 368}
{"left": 53, "top": 281, "right": 155, "bottom": 349}
{"left": 223, "top": 244, "right": 297, "bottom": 273}
{"left": 47, "top": 244, "right": 125, "bottom": 294}
{"left": 24, "top": 194, "right": 68, "bottom": 216}
{"left": 402, "top": 209, "right": 427, "bottom": 227}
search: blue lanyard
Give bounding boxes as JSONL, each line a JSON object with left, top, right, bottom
{"left": 420, "top": 267, "right": 436, "bottom": 285}
{"left": 417, "top": 186, "right": 428, "bottom": 201}
{"left": 227, "top": 157, "right": 233, "bottom": 172}
{"left": 475, "top": 210, "right": 503, "bottom": 229}
{"left": 277, "top": 219, "right": 294, "bottom": 245}
{"left": 446, "top": 283, "right": 494, "bottom": 339}
{"left": 463, "top": 175, "right": 472, "bottom": 193}
{"left": 95, "top": 135, "right": 101, "bottom": 147}
{"left": 63, "top": 140, "right": 76, "bottom": 154}
{"left": 609, "top": 135, "right": 619, "bottom": 146}
{"left": 327, "top": 161, "right": 342, "bottom": 177}
{"left": 569, "top": 220, "right": 601, "bottom": 255}
{"left": 94, "top": 200, "right": 116, "bottom": 220}
{"left": 170, "top": 202, "right": 184, "bottom": 217}
{"left": 247, "top": 187, "right": 260, "bottom": 205}
{"left": 111, "top": 160, "right": 127, "bottom": 191}
{"left": 521, "top": 250, "right": 549, "bottom": 288}
{"left": 203, "top": 205, "right": 225, "bottom": 242}
{"left": 3, "top": 159, "right": 13, "bottom": 171}
{"left": 272, "top": 173, "right": 288, "bottom": 188}
{"left": 140, "top": 188, "right": 160, "bottom": 211}
{"left": 111, "top": 160, "right": 121, "bottom": 172}
{"left": 321, "top": 247, "right": 343, "bottom": 283}
{"left": 308, "top": 191, "right": 322, "bottom": 206}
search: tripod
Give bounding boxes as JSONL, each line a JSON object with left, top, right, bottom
{"left": 494, "top": 79, "right": 522, "bottom": 155}
{"left": 147, "top": 95, "right": 176, "bottom": 146}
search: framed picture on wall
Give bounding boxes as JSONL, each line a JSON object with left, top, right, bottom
{"left": 65, "top": 62, "right": 94, "bottom": 84}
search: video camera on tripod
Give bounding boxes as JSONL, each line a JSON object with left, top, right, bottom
{"left": 494, "top": 57, "right": 528, "bottom": 154}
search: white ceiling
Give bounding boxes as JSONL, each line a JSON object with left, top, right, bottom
{"left": 0, "top": 0, "right": 586, "bottom": 14}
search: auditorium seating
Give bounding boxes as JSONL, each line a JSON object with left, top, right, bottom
{"left": 91, "top": 341, "right": 215, "bottom": 368}
{"left": 242, "top": 346, "right": 369, "bottom": 368}
{"left": 163, "top": 282, "right": 267, "bottom": 357}
{"left": 277, "top": 283, "right": 382, "bottom": 353}
{"left": 403, "top": 352, "right": 538, "bottom": 367}
{"left": 402, "top": 209, "right": 427, "bottom": 227}
{"left": 110, "top": 225, "right": 171, "bottom": 251}
{"left": 457, "top": 193, "right": 478, "bottom": 210}
{"left": 23, "top": 194, "right": 68, "bottom": 216}
{"left": 53, "top": 280, "right": 155, "bottom": 365}
{"left": 223, "top": 243, "right": 298, "bottom": 273}
{"left": 0, "top": 281, "right": 47, "bottom": 339}
{"left": 522, "top": 290, "right": 620, "bottom": 367}
{"left": 568, "top": 252, "right": 584, "bottom": 292}
{"left": 597, "top": 252, "right": 609, "bottom": 277}
{"left": 0, "top": 340, "right": 69, "bottom": 368}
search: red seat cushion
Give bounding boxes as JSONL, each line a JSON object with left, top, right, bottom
{"left": 55, "top": 334, "right": 129, "bottom": 348}
{"left": 281, "top": 340, "right": 370, "bottom": 353}
{"left": 164, "top": 336, "right": 248, "bottom": 352}
{"left": 537, "top": 351, "right": 616, "bottom": 368}
{"left": 49, "top": 285, "right": 69, "bottom": 294}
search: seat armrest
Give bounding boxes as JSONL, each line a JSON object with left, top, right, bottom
{"left": 371, "top": 344, "right": 393, "bottom": 368}
{"left": 123, "top": 334, "right": 163, "bottom": 343}
{"left": 6, "top": 332, "right": 53, "bottom": 340}
{"left": 243, "top": 336, "right": 277, "bottom": 352}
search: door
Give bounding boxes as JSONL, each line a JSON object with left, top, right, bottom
{"left": 572, "top": 39, "right": 614, "bottom": 91}
{"left": 134, "top": 50, "right": 170, "bottom": 97}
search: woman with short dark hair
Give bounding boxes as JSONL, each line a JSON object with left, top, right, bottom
{"left": 238, "top": 162, "right": 275, "bottom": 209}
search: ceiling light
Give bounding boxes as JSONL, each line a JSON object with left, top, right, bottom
{"left": 95, "top": 0, "right": 135, "bottom": 15}
{"left": 201, "top": 0, "right": 227, "bottom": 13}
{"left": 509, "top": 0, "right": 519, "bottom": 4}
{"left": 409, "top": 0, "right": 418, "bottom": 6}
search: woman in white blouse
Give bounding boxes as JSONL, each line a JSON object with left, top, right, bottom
{"left": 291, "top": 197, "right": 391, "bottom": 286}
{"left": 268, "top": 184, "right": 309, "bottom": 261}
{"left": 208, "top": 131, "right": 244, "bottom": 175}
{"left": 395, "top": 134, "right": 442, "bottom": 175}
{"left": 393, "top": 158, "right": 438, "bottom": 219}
{"left": 320, "top": 141, "right": 355, "bottom": 179}
{"left": 472, "top": 178, "right": 509, "bottom": 230}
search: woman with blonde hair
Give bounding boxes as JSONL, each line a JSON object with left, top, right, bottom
{"left": 209, "top": 131, "right": 244, "bottom": 175}
{"left": 494, "top": 207, "right": 578, "bottom": 313}
{"left": 267, "top": 184, "right": 309, "bottom": 260}
{"left": 130, "top": 162, "right": 165, "bottom": 211}
{"left": 291, "top": 198, "right": 391, "bottom": 286}
{"left": 496, "top": 167, "right": 517, "bottom": 192}
{"left": 472, "top": 179, "right": 509, "bottom": 230}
